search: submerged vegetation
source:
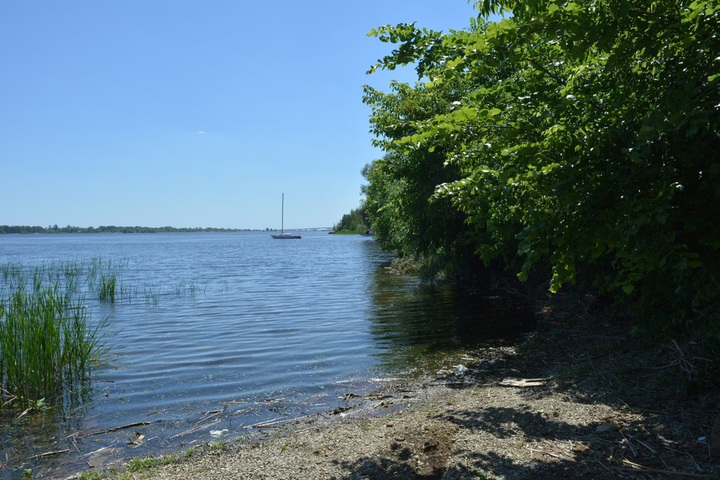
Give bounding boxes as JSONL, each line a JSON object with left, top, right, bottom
{"left": 361, "top": 0, "right": 720, "bottom": 385}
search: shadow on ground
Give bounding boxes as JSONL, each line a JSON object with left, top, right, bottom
{"left": 329, "top": 312, "right": 719, "bottom": 479}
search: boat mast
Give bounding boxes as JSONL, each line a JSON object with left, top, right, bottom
{"left": 281, "top": 193, "right": 284, "bottom": 234}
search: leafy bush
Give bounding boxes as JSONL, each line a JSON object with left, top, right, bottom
{"left": 363, "top": 0, "right": 720, "bottom": 364}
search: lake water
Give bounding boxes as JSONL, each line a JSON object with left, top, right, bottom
{"left": 0, "top": 231, "right": 533, "bottom": 479}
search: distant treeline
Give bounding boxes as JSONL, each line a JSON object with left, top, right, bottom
{"left": 0, "top": 225, "right": 255, "bottom": 234}
{"left": 331, "top": 206, "right": 368, "bottom": 234}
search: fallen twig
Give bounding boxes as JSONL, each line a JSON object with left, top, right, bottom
{"left": 245, "top": 418, "right": 286, "bottom": 429}
{"left": 28, "top": 449, "right": 70, "bottom": 460}
{"left": 528, "top": 446, "right": 570, "bottom": 460}
{"left": 594, "top": 459, "right": 615, "bottom": 475}
{"left": 631, "top": 437, "right": 657, "bottom": 455}
{"left": 0, "top": 388, "right": 18, "bottom": 407}
{"left": 75, "top": 421, "right": 154, "bottom": 439}
{"left": 16, "top": 407, "right": 32, "bottom": 420}
{"left": 621, "top": 459, "right": 715, "bottom": 478}
{"left": 169, "top": 420, "right": 221, "bottom": 439}
{"left": 619, "top": 430, "right": 637, "bottom": 457}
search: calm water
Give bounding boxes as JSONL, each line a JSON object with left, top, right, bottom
{"left": 0, "top": 231, "right": 533, "bottom": 478}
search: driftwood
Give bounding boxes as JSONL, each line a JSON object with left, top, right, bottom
{"left": 498, "top": 377, "right": 550, "bottom": 387}
{"left": 75, "top": 421, "right": 154, "bottom": 439}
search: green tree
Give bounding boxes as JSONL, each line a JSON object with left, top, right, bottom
{"left": 364, "top": 0, "right": 720, "bottom": 349}
{"left": 332, "top": 206, "right": 369, "bottom": 233}
{"left": 363, "top": 73, "right": 489, "bottom": 278}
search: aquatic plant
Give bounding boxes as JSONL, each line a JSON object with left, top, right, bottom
{"left": 172, "top": 279, "right": 204, "bottom": 297}
{"left": 119, "top": 283, "right": 134, "bottom": 302}
{"left": 144, "top": 285, "right": 159, "bottom": 306}
{"left": 98, "top": 274, "right": 117, "bottom": 302}
{"left": 0, "top": 285, "right": 108, "bottom": 408}
{"left": 0, "top": 257, "right": 210, "bottom": 409}
{"left": 0, "top": 260, "right": 114, "bottom": 409}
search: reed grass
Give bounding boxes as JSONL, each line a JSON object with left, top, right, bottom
{"left": 98, "top": 274, "right": 117, "bottom": 302}
{"left": 144, "top": 285, "right": 159, "bottom": 306}
{"left": 0, "top": 260, "right": 113, "bottom": 409}
{"left": 1, "top": 257, "right": 205, "bottom": 409}
{"left": 173, "top": 281, "right": 186, "bottom": 296}
{"left": 0, "top": 286, "right": 108, "bottom": 408}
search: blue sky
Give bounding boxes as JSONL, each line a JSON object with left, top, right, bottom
{"left": 1, "top": 1, "right": 481, "bottom": 230}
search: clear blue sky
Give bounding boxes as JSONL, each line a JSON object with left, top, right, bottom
{"left": 1, "top": 1, "right": 481, "bottom": 230}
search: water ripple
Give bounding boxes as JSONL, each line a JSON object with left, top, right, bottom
{"left": 0, "top": 231, "right": 533, "bottom": 479}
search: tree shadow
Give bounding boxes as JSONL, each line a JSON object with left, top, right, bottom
{"left": 324, "top": 330, "right": 717, "bottom": 480}
{"left": 332, "top": 455, "right": 443, "bottom": 480}
{"left": 330, "top": 398, "right": 615, "bottom": 479}
{"left": 437, "top": 400, "right": 613, "bottom": 479}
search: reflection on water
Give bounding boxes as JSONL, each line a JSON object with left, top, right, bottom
{"left": 367, "top": 272, "right": 534, "bottom": 373}
{"left": 0, "top": 232, "right": 533, "bottom": 479}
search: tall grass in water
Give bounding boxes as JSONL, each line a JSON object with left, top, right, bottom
{"left": 98, "top": 274, "right": 117, "bottom": 302}
{"left": 0, "top": 261, "right": 112, "bottom": 409}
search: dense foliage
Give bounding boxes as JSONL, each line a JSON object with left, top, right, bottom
{"left": 363, "top": 0, "right": 720, "bottom": 360}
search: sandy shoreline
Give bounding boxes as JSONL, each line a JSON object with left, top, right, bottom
{"left": 82, "top": 326, "right": 719, "bottom": 479}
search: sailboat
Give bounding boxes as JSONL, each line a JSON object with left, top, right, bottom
{"left": 271, "top": 193, "right": 301, "bottom": 239}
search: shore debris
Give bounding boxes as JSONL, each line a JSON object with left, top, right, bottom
{"left": 75, "top": 421, "right": 154, "bottom": 439}
{"left": 498, "top": 377, "right": 550, "bottom": 387}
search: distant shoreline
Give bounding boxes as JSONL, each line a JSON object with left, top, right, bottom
{"left": 0, "top": 225, "right": 332, "bottom": 235}
{"left": 0, "top": 225, "right": 261, "bottom": 235}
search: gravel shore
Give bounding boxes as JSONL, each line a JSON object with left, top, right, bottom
{"left": 89, "top": 315, "right": 719, "bottom": 480}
